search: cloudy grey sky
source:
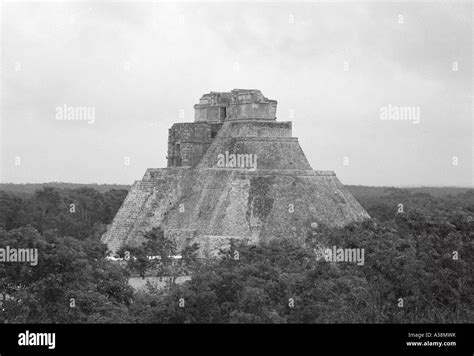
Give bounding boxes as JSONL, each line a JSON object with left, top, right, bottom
{"left": 1, "top": 1, "right": 472, "bottom": 186}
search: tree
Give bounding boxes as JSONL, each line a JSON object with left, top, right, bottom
{"left": 0, "top": 227, "right": 133, "bottom": 323}
{"left": 120, "top": 227, "right": 200, "bottom": 285}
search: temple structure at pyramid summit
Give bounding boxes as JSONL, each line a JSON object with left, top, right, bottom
{"left": 102, "top": 89, "right": 370, "bottom": 256}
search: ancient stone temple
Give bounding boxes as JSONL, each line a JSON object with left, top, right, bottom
{"left": 102, "top": 89, "right": 370, "bottom": 256}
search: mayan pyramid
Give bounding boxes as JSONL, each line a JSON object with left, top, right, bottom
{"left": 102, "top": 89, "right": 370, "bottom": 256}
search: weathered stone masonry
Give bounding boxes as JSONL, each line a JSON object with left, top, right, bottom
{"left": 102, "top": 89, "right": 370, "bottom": 256}
{"left": 167, "top": 122, "right": 222, "bottom": 167}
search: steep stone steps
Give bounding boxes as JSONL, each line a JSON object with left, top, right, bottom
{"left": 101, "top": 180, "right": 155, "bottom": 253}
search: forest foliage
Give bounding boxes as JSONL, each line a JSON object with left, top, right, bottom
{"left": 0, "top": 186, "right": 472, "bottom": 323}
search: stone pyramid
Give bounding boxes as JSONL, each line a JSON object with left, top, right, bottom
{"left": 102, "top": 89, "right": 370, "bottom": 256}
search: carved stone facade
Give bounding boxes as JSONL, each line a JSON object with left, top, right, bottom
{"left": 168, "top": 90, "right": 280, "bottom": 168}
{"left": 194, "top": 89, "right": 277, "bottom": 122}
{"left": 167, "top": 122, "right": 222, "bottom": 167}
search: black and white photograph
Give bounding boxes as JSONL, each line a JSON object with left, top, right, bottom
{"left": 0, "top": 0, "right": 473, "bottom": 354}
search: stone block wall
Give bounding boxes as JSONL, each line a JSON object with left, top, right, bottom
{"left": 195, "top": 106, "right": 227, "bottom": 122}
{"left": 226, "top": 120, "right": 292, "bottom": 137}
{"left": 227, "top": 102, "right": 276, "bottom": 120}
{"left": 167, "top": 122, "right": 222, "bottom": 167}
{"left": 194, "top": 92, "right": 231, "bottom": 122}
{"left": 193, "top": 89, "right": 277, "bottom": 122}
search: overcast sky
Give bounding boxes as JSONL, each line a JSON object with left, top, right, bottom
{"left": 1, "top": 1, "right": 472, "bottom": 186}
